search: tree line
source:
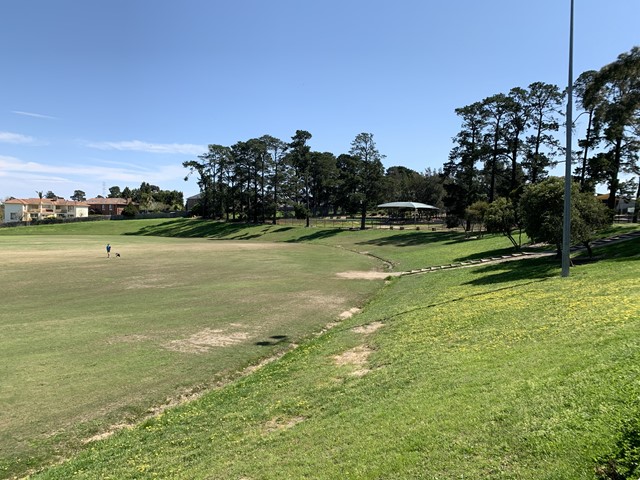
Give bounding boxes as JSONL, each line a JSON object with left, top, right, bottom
{"left": 185, "top": 47, "right": 637, "bottom": 233}
{"left": 183, "top": 131, "right": 444, "bottom": 229}
{"left": 443, "top": 46, "right": 639, "bottom": 228}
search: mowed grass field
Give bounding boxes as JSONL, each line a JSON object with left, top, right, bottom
{"left": 0, "top": 224, "right": 386, "bottom": 478}
{"left": 2, "top": 219, "right": 640, "bottom": 479}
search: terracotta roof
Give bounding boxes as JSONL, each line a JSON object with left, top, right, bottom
{"left": 86, "top": 197, "right": 131, "bottom": 205}
{"left": 4, "top": 198, "right": 89, "bottom": 206}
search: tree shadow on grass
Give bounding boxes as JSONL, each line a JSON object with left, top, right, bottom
{"left": 452, "top": 246, "right": 526, "bottom": 263}
{"left": 286, "top": 229, "right": 345, "bottom": 243}
{"left": 463, "top": 256, "right": 560, "bottom": 286}
{"left": 356, "top": 231, "right": 464, "bottom": 247}
{"left": 125, "top": 219, "right": 262, "bottom": 238}
{"left": 581, "top": 236, "right": 640, "bottom": 263}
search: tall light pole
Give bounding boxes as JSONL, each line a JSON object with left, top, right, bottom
{"left": 562, "top": 0, "right": 575, "bottom": 277}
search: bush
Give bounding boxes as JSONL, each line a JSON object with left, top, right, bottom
{"left": 445, "top": 215, "right": 461, "bottom": 228}
{"left": 293, "top": 203, "right": 309, "bottom": 220}
{"left": 122, "top": 203, "right": 139, "bottom": 218}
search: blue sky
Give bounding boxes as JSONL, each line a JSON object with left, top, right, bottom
{"left": 1, "top": 0, "right": 638, "bottom": 201}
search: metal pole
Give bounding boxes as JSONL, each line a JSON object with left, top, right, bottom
{"left": 562, "top": 0, "right": 574, "bottom": 277}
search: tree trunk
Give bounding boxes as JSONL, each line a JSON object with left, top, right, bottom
{"left": 272, "top": 163, "right": 278, "bottom": 225}
{"left": 360, "top": 202, "right": 367, "bottom": 230}
{"left": 607, "top": 137, "right": 623, "bottom": 211}
{"left": 633, "top": 176, "right": 640, "bottom": 223}
{"left": 580, "top": 111, "right": 594, "bottom": 190}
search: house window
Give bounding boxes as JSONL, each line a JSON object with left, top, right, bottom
{"left": 10, "top": 212, "right": 17, "bottom": 220}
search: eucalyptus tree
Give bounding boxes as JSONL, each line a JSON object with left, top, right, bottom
{"left": 481, "top": 93, "right": 511, "bottom": 203}
{"left": 231, "top": 139, "right": 268, "bottom": 223}
{"left": 335, "top": 153, "right": 361, "bottom": 215}
{"left": 288, "top": 130, "right": 313, "bottom": 226}
{"left": 349, "top": 132, "right": 385, "bottom": 230}
{"left": 443, "top": 101, "right": 488, "bottom": 223}
{"left": 107, "top": 186, "right": 122, "bottom": 198}
{"left": 385, "top": 166, "right": 421, "bottom": 201}
{"left": 260, "top": 135, "right": 289, "bottom": 224}
{"left": 70, "top": 190, "right": 86, "bottom": 202}
{"left": 183, "top": 144, "right": 232, "bottom": 218}
{"left": 502, "top": 87, "right": 530, "bottom": 194}
{"left": 523, "top": 81, "right": 563, "bottom": 185}
{"left": 584, "top": 47, "right": 640, "bottom": 210}
{"left": 308, "top": 151, "right": 339, "bottom": 216}
{"left": 573, "top": 71, "right": 601, "bottom": 190}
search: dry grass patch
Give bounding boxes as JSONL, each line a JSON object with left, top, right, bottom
{"left": 164, "top": 328, "right": 251, "bottom": 353}
{"left": 333, "top": 345, "right": 374, "bottom": 377}
{"left": 336, "top": 271, "right": 396, "bottom": 280}
{"left": 263, "top": 416, "right": 306, "bottom": 434}
{"left": 339, "top": 307, "right": 362, "bottom": 319}
{"left": 352, "top": 321, "right": 384, "bottom": 335}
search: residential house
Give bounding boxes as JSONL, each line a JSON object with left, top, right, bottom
{"left": 86, "top": 197, "right": 133, "bottom": 215}
{"left": 185, "top": 193, "right": 202, "bottom": 212}
{"left": 3, "top": 197, "right": 89, "bottom": 223}
{"left": 596, "top": 194, "right": 636, "bottom": 214}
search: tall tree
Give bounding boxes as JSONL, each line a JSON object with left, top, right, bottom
{"left": 349, "top": 132, "right": 385, "bottom": 230}
{"left": 482, "top": 94, "right": 510, "bottom": 203}
{"left": 523, "top": 82, "right": 563, "bottom": 185}
{"left": 503, "top": 87, "right": 530, "bottom": 193}
{"left": 335, "top": 153, "right": 362, "bottom": 215}
{"left": 260, "top": 135, "right": 289, "bottom": 224}
{"left": 70, "top": 190, "right": 86, "bottom": 202}
{"left": 585, "top": 47, "right": 640, "bottom": 210}
{"left": 574, "top": 71, "right": 601, "bottom": 191}
{"left": 107, "top": 186, "right": 122, "bottom": 198}
{"left": 444, "top": 101, "right": 488, "bottom": 225}
{"left": 288, "top": 130, "right": 313, "bottom": 227}
{"left": 308, "top": 151, "right": 338, "bottom": 217}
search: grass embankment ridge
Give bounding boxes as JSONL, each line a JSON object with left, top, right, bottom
{"left": 2, "top": 219, "right": 639, "bottom": 479}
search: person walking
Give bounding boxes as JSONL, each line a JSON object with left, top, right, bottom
{"left": 106, "top": 243, "right": 111, "bottom": 258}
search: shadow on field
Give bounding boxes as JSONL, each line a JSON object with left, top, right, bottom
{"left": 452, "top": 246, "right": 523, "bottom": 263}
{"left": 255, "top": 335, "right": 289, "bottom": 346}
{"left": 463, "top": 256, "right": 559, "bottom": 286}
{"left": 125, "top": 219, "right": 260, "bottom": 238}
{"left": 356, "top": 231, "right": 463, "bottom": 247}
{"left": 589, "top": 236, "right": 640, "bottom": 263}
{"left": 286, "top": 229, "right": 344, "bottom": 243}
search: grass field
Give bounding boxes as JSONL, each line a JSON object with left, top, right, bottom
{"left": 0, "top": 225, "right": 385, "bottom": 478}
{"left": 2, "top": 219, "right": 639, "bottom": 479}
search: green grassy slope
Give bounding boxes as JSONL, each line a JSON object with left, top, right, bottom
{"left": 23, "top": 222, "right": 640, "bottom": 479}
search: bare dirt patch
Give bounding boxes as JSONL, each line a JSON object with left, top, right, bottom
{"left": 84, "top": 424, "right": 131, "bottom": 444}
{"left": 336, "top": 271, "right": 398, "bottom": 280}
{"left": 164, "top": 328, "right": 250, "bottom": 353}
{"left": 333, "top": 345, "right": 374, "bottom": 377}
{"left": 352, "top": 321, "right": 384, "bottom": 335}
{"left": 339, "top": 307, "right": 362, "bottom": 319}
{"left": 263, "top": 415, "right": 306, "bottom": 434}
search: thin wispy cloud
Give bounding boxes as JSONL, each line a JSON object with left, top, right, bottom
{"left": 87, "top": 140, "right": 205, "bottom": 155}
{"left": 0, "top": 131, "right": 36, "bottom": 144}
{"left": 0, "top": 156, "right": 186, "bottom": 185}
{"left": 12, "top": 110, "right": 58, "bottom": 120}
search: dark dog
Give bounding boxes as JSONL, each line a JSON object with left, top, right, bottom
{"left": 115, "top": 252, "right": 121, "bottom": 257}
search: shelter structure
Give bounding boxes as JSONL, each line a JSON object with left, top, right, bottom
{"left": 377, "top": 202, "right": 439, "bottom": 226}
